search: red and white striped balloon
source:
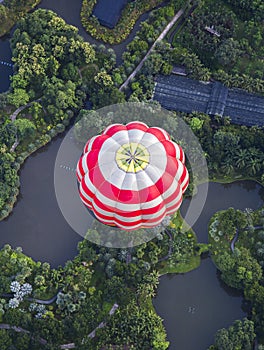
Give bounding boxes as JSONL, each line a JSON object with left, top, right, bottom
{"left": 76, "top": 121, "right": 189, "bottom": 230}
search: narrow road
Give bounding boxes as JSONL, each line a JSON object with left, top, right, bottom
{"left": 119, "top": 8, "right": 184, "bottom": 91}
{"left": 26, "top": 293, "right": 59, "bottom": 305}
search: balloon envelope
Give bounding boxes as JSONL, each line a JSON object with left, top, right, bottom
{"left": 76, "top": 122, "right": 189, "bottom": 230}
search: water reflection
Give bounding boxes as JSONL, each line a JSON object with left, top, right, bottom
{"left": 153, "top": 259, "right": 246, "bottom": 350}
{"left": 0, "top": 37, "right": 12, "bottom": 93}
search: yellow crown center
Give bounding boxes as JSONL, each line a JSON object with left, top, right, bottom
{"left": 115, "top": 143, "right": 149, "bottom": 173}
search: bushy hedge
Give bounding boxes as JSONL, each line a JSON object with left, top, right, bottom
{"left": 81, "top": 0, "right": 164, "bottom": 44}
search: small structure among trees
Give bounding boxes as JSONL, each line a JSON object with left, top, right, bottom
{"left": 205, "top": 25, "right": 221, "bottom": 37}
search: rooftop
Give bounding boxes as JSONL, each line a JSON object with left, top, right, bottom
{"left": 153, "top": 75, "right": 264, "bottom": 127}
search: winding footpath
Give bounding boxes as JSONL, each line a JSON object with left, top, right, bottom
{"left": 230, "top": 225, "right": 263, "bottom": 252}
{"left": 230, "top": 229, "right": 239, "bottom": 253}
{"left": 1, "top": 291, "right": 59, "bottom": 305}
{"left": 8, "top": 98, "right": 41, "bottom": 151}
{"left": 119, "top": 8, "right": 184, "bottom": 91}
{"left": 10, "top": 99, "right": 41, "bottom": 121}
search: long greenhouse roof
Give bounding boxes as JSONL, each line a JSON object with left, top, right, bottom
{"left": 153, "top": 75, "right": 264, "bottom": 127}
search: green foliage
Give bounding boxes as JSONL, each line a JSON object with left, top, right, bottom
{"left": 0, "top": 149, "right": 19, "bottom": 216}
{"left": 190, "top": 116, "right": 204, "bottom": 131}
{"left": 74, "top": 109, "right": 113, "bottom": 142}
{"left": 81, "top": 0, "right": 165, "bottom": 45}
{"left": 7, "top": 88, "right": 29, "bottom": 108}
{"left": 245, "top": 282, "right": 264, "bottom": 338}
{"left": 211, "top": 210, "right": 262, "bottom": 289}
{"left": 173, "top": 0, "right": 264, "bottom": 82}
{"left": 209, "top": 207, "right": 264, "bottom": 339}
{"left": 10, "top": 9, "right": 95, "bottom": 123}
{"left": 224, "top": 0, "right": 264, "bottom": 21}
{"left": 13, "top": 118, "right": 36, "bottom": 141}
{"left": 93, "top": 302, "right": 169, "bottom": 349}
{"left": 213, "top": 318, "right": 255, "bottom": 350}
{"left": 183, "top": 113, "right": 264, "bottom": 181}
{"left": 214, "top": 38, "right": 242, "bottom": 67}
{"left": 0, "top": 0, "right": 41, "bottom": 37}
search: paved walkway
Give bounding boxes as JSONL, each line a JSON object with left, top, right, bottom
{"left": 119, "top": 8, "right": 184, "bottom": 91}
{"left": 10, "top": 99, "right": 41, "bottom": 121}
{"left": 10, "top": 137, "right": 19, "bottom": 152}
{"left": 230, "top": 229, "right": 239, "bottom": 253}
{"left": 1, "top": 291, "right": 59, "bottom": 305}
{"left": 230, "top": 225, "right": 263, "bottom": 252}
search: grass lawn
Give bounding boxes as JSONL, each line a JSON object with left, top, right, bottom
{"left": 157, "top": 211, "right": 209, "bottom": 275}
{"left": 158, "top": 255, "right": 200, "bottom": 275}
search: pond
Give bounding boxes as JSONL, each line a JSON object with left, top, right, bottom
{"left": 153, "top": 259, "right": 247, "bottom": 350}
{"left": 0, "top": 136, "right": 80, "bottom": 267}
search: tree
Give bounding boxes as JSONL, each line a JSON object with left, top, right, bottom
{"left": 94, "top": 70, "right": 113, "bottom": 87}
{"left": 10, "top": 8, "right": 95, "bottom": 123}
{"left": 215, "top": 38, "right": 242, "bottom": 66}
{"left": 214, "top": 318, "right": 255, "bottom": 350}
{"left": 218, "top": 247, "right": 262, "bottom": 289}
{"left": 0, "top": 330, "right": 12, "bottom": 349}
{"left": 0, "top": 5, "right": 9, "bottom": 23}
{"left": 90, "top": 86, "right": 125, "bottom": 108}
{"left": 34, "top": 275, "right": 45, "bottom": 286}
{"left": 234, "top": 149, "right": 251, "bottom": 169}
{"left": 8, "top": 88, "right": 29, "bottom": 108}
{"left": 14, "top": 118, "right": 36, "bottom": 141}
{"left": 94, "top": 301, "right": 169, "bottom": 349}
{"left": 74, "top": 109, "right": 113, "bottom": 143}
{"left": 190, "top": 117, "right": 204, "bottom": 132}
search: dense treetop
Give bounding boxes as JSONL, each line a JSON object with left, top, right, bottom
{"left": 9, "top": 9, "right": 95, "bottom": 120}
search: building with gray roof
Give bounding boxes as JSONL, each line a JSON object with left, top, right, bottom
{"left": 153, "top": 75, "right": 264, "bottom": 127}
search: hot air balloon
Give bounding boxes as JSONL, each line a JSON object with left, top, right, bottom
{"left": 76, "top": 121, "right": 189, "bottom": 230}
